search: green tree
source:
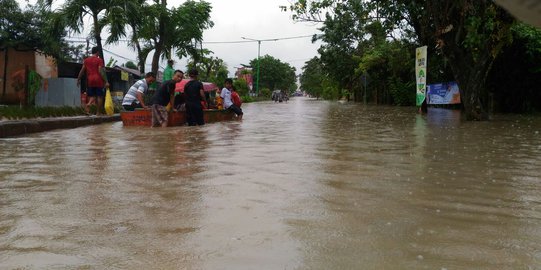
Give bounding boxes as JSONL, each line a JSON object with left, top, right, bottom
{"left": 488, "top": 23, "right": 541, "bottom": 113}
{"left": 1, "top": 0, "right": 67, "bottom": 58}
{"left": 286, "top": 0, "right": 516, "bottom": 120}
{"left": 123, "top": 61, "right": 138, "bottom": 70}
{"left": 233, "top": 78, "right": 250, "bottom": 97}
{"left": 138, "top": 0, "right": 213, "bottom": 75}
{"left": 106, "top": 57, "right": 117, "bottom": 67}
{"left": 106, "top": 0, "right": 149, "bottom": 73}
{"left": 186, "top": 50, "right": 228, "bottom": 85}
{"left": 300, "top": 57, "right": 324, "bottom": 99}
{"left": 59, "top": 0, "right": 126, "bottom": 60}
{"left": 409, "top": 0, "right": 514, "bottom": 120}
{"left": 249, "top": 55, "right": 297, "bottom": 93}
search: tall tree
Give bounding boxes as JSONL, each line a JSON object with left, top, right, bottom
{"left": 1, "top": 0, "right": 67, "bottom": 57}
{"left": 410, "top": 0, "right": 514, "bottom": 120}
{"left": 106, "top": 0, "right": 149, "bottom": 73}
{"left": 300, "top": 57, "right": 325, "bottom": 99}
{"left": 286, "top": 0, "right": 515, "bottom": 120}
{"left": 60, "top": 0, "right": 126, "bottom": 60}
{"left": 187, "top": 50, "right": 228, "bottom": 85}
{"left": 249, "top": 55, "right": 297, "bottom": 92}
{"left": 140, "top": 0, "right": 213, "bottom": 75}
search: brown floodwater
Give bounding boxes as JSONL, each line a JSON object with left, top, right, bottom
{"left": 1, "top": 98, "right": 541, "bottom": 269}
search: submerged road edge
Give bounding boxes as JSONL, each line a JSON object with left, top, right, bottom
{"left": 0, "top": 115, "right": 121, "bottom": 138}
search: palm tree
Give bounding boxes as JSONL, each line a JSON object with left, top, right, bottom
{"left": 106, "top": 0, "right": 149, "bottom": 73}
{"left": 139, "top": 0, "right": 213, "bottom": 75}
{"left": 60, "top": 0, "right": 125, "bottom": 60}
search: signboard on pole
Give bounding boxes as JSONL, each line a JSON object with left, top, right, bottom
{"left": 427, "top": 82, "right": 461, "bottom": 104}
{"left": 415, "top": 46, "right": 427, "bottom": 106}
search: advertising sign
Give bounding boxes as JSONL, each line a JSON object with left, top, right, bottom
{"left": 427, "top": 82, "right": 461, "bottom": 105}
{"left": 415, "top": 46, "right": 427, "bottom": 106}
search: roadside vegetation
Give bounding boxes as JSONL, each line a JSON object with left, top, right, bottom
{"left": 4, "top": 0, "right": 540, "bottom": 120}
{"left": 285, "top": 0, "right": 541, "bottom": 120}
{"left": 0, "top": 105, "right": 123, "bottom": 120}
{"left": 0, "top": 106, "right": 86, "bottom": 120}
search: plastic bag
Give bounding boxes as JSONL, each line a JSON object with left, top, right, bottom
{"left": 104, "top": 88, "right": 114, "bottom": 116}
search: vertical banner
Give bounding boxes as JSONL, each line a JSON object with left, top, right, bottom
{"left": 416, "top": 46, "right": 427, "bottom": 106}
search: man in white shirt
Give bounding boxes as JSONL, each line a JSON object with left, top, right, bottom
{"left": 220, "top": 78, "right": 243, "bottom": 119}
{"left": 122, "top": 72, "right": 156, "bottom": 111}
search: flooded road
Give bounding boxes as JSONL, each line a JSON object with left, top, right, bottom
{"left": 1, "top": 98, "right": 541, "bottom": 269}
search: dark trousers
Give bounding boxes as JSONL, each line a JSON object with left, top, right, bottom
{"left": 228, "top": 104, "right": 243, "bottom": 116}
{"left": 123, "top": 102, "right": 142, "bottom": 111}
{"left": 186, "top": 102, "right": 204, "bottom": 126}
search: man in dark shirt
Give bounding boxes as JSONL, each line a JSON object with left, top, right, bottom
{"left": 184, "top": 69, "right": 206, "bottom": 126}
{"left": 150, "top": 70, "right": 183, "bottom": 127}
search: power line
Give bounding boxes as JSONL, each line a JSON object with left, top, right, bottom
{"left": 66, "top": 34, "right": 317, "bottom": 44}
{"left": 205, "top": 34, "right": 315, "bottom": 44}
{"left": 65, "top": 39, "right": 139, "bottom": 63}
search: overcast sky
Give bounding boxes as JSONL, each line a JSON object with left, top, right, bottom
{"left": 17, "top": 0, "right": 323, "bottom": 77}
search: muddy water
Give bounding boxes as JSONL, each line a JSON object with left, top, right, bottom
{"left": 1, "top": 98, "right": 541, "bottom": 269}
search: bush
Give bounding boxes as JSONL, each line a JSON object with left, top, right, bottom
{"left": 241, "top": 95, "right": 254, "bottom": 103}
{"left": 389, "top": 78, "right": 416, "bottom": 106}
{"left": 233, "top": 78, "right": 250, "bottom": 96}
{"left": 260, "top": 88, "right": 271, "bottom": 98}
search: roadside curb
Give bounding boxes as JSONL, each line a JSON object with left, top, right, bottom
{"left": 0, "top": 115, "right": 121, "bottom": 138}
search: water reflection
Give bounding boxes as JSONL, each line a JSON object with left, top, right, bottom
{"left": 0, "top": 124, "right": 209, "bottom": 268}
{"left": 1, "top": 100, "right": 541, "bottom": 269}
{"left": 290, "top": 104, "right": 541, "bottom": 269}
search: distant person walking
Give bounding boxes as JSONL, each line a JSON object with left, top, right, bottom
{"left": 184, "top": 69, "right": 206, "bottom": 126}
{"left": 122, "top": 72, "right": 156, "bottom": 111}
{"left": 150, "top": 70, "right": 183, "bottom": 127}
{"left": 77, "top": 46, "right": 109, "bottom": 116}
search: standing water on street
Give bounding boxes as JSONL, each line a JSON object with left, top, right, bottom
{"left": 1, "top": 97, "right": 541, "bottom": 269}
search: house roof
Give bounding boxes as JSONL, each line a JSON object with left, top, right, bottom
{"left": 112, "top": 65, "right": 141, "bottom": 77}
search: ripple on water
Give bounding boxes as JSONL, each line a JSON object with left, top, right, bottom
{"left": 1, "top": 100, "right": 541, "bottom": 269}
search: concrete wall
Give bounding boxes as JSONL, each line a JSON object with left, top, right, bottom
{"left": 35, "top": 78, "right": 81, "bottom": 107}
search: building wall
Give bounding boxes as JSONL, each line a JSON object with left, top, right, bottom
{"left": 0, "top": 48, "right": 57, "bottom": 104}
{"left": 35, "top": 52, "right": 58, "bottom": 79}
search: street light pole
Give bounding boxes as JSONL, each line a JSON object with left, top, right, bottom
{"left": 242, "top": 37, "right": 277, "bottom": 97}
{"left": 256, "top": 40, "right": 260, "bottom": 97}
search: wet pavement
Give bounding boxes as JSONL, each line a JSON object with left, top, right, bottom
{"left": 1, "top": 98, "right": 541, "bottom": 269}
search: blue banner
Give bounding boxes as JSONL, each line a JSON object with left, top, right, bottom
{"left": 427, "top": 82, "right": 461, "bottom": 105}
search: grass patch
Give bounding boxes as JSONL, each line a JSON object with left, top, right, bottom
{"left": 0, "top": 106, "right": 87, "bottom": 120}
{"left": 241, "top": 95, "right": 270, "bottom": 103}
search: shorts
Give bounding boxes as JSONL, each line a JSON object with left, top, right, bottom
{"left": 151, "top": 104, "right": 168, "bottom": 127}
{"left": 87, "top": 87, "right": 104, "bottom": 97}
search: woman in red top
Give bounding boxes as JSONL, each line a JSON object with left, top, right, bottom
{"left": 230, "top": 86, "right": 243, "bottom": 120}
{"left": 231, "top": 86, "right": 242, "bottom": 108}
{"left": 77, "top": 47, "right": 109, "bottom": 116}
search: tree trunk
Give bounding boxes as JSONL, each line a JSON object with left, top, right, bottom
{"left": 151, "top": 42, "right": 163, "bottom": 76}
{"left": 408, "top": 0, "right": 512, "bottom": 120}
{"left": 451, "top": 59, "right": 491, "bottom": 120}
{"left": 440, "top": 23, "right": 494, "bottom": 121}
{"left": 135, "top": 43, "right": 145, "bottom": 74}
{"left": 151, "top": 0, "right": 167, "bottom": 75}
{"left": 93, "top": 13, "right": 104, "bottom": 59}
{"left": 2, "top": 47, "right": 8, "bottom": 101}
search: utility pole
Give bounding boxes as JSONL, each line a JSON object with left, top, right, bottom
{"left": 241, "top": 37, "right": 278, "bottom": 96}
